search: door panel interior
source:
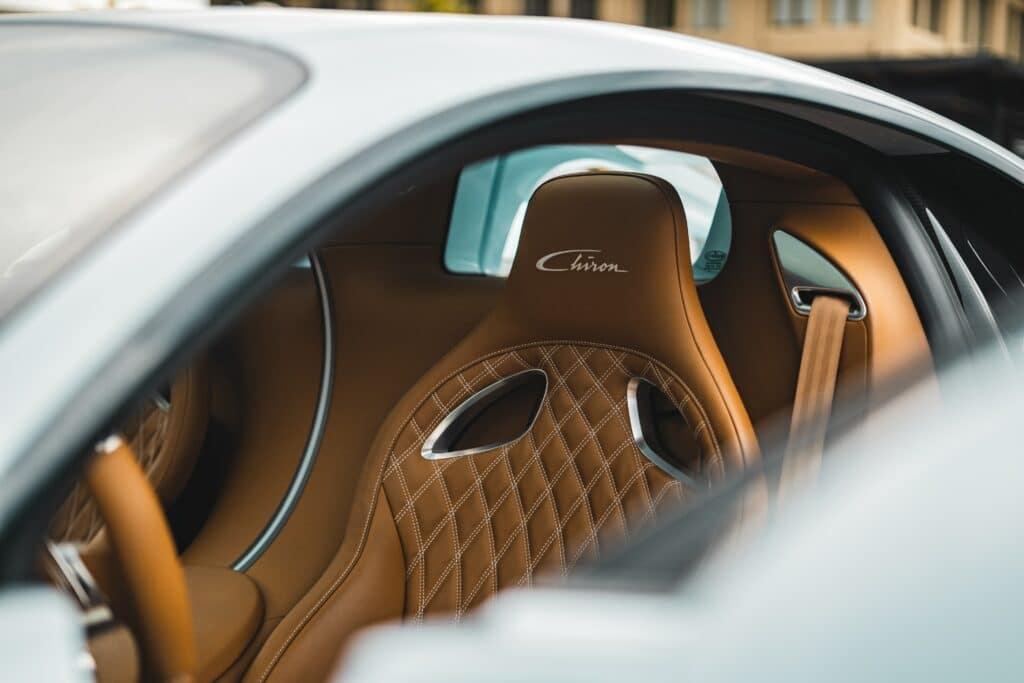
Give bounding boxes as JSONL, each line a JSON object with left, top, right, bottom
{"left": 701, "top": 160, "right": 936, "bottom": 445}
{"left": 182, "top": 266, "right": 325, "bottom": 615}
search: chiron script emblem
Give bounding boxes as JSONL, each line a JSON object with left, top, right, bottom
{"left": 535, "top": 249, "right": 629, "bottom": 273}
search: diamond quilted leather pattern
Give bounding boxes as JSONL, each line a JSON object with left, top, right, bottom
{"left": 380, "top": 342, "right": 723, "bottom": 621}
{"left": 49, "top": 400, "right": 171, "bottom": 544}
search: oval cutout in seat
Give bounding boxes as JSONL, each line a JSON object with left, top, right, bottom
{"left": 626, "top": 377, "right": 706, "bottom": 491}
{"left": 421, "top": 369, "right": 548, "bottom": 461}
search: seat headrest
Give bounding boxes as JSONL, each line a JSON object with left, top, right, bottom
{"left": 490, "top": 171, "right": 701, "bottom": 357}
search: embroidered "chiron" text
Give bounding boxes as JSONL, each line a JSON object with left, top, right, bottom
{"left": 535, "top": 249, "right": 629, "bottom": 273}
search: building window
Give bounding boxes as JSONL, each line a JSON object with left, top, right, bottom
{"left": 333, "top": 0, "right": 376, "bottom": 8}
{"left": 645, "top": 0, "right": 676, "bottom": 27}
{"left": 570, "top": 0, "right": 596, "bottom": 19}
{"left": 962, "top": 0, "right": 991, "bottom": 47}
{"left": 693, "top": 0, "right": 727, "bottom": 29}
{"left": 829, "top": 0, "right": 871, "bottom": 24}
{"left": 1010, "top": 10, "right": 1024, "bottom": 61}
{"left": 912, "top": 0, "right": 943, "bottom": 33}
{"left": 772, "top": 0, "right": 815, "bottom": 25}
{"left": 524, "top": 0, "right": 550, "bottom": 15}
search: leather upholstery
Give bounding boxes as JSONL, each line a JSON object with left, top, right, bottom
{"left": 387, "top": 343, "right": 716, "bottom": 620}
{"left": 186, "top": 566, "right": 264, "bottom": 682}
{"left": 699, "top": 184, "right": 936, "bottom": 448}
{"left": 88, "top": 566, "right": 264, "bottom": 683}
{"left": 85, "top": 439, "right": 196, "bottom": 682}
{"left": 51, "top": 358, "right": 209, "bottom": 544}
{"left": 247, "top": 172, "right": 759, "bottom": 683}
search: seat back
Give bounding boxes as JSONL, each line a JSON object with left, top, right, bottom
{"left": 249, "top": 172, "right": 759, "bottom": 683}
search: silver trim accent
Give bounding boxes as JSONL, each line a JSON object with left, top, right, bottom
{"left": 789, "top": 286, "right": 866, "bottom": 321}
{"left": 231, "top": 252, "right": 335, "bottom": 572}
{"left": 772, "top": 230, "right": 867, "bottom": 321}
{"left": 150, "top": 390, "right": 171, "bottom": 413}
{"left": 94, "top": 434, "right": 123, "bottom": 455}
{"left": 44, "top": 542, "right": 114, "bottom": 634}
{"left": 421, "top": 369, "right": 548, "bottom": 461}
{"left": 626, "top": 378, "right": 704, "bottom": 491}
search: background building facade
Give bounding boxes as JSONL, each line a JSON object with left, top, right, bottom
{"left": 325, "top": 0, "right": 1024, "bottom": 61}
{"left": 284, "top": 0, "right": 1024, "bottom": 152}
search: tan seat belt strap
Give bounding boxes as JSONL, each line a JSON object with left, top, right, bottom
{"left": 778, "top": 294, "right": 851, "bottom": 500}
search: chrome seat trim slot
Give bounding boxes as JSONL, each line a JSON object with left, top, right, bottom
{"left": 626, "top": 377, "right": 704, "bottom": 492}
{"left": 772, "top": 230, "right": 867, "bottom": 321}
{"left": 232, "top": 251, "right": 335, "bottom": 572}
{"left": 421, "top": 369, "right": 548, "bottom": 461}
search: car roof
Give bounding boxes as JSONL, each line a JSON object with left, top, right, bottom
{"left": 5, "top": 8, "right": 1023, "bottom": 181}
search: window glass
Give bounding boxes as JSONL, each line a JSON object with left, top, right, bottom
{"left": 913, "top": 0, "right": 944, "bottom": 32}
{"left": 0, "top": 24, "right": 302, "bottom": 319}
{"left": 570, "top": 0, "right": 596, "bottom": 19}
{"left": 961, "top": 0, "right": 990, "bottom": 46}
{"left": 524, "top": 0, "right": 550, "bottom": 15}
{"left": 1009, "top": 10, "right": 1024, "bottom": 62}
{"left": 645, "top": 0, "right": 676, "bottom": 27}
{"left": 693, "top": 0, "right": 728, "bottom": 28}
{"left": 830, "top": 0, "right": 871, "bottom": 23}
{"left": 930, "top": 0, "right": 944, "bottom": 31}
{"left": 772, "top": 0, "right": 816, "bottom": 25}
{"left": 444, "top": 144, "right": 731, "bottom": 284}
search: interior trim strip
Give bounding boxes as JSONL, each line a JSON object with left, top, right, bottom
{"left": 626, "top": 377, "right": 704, "bottom": 492}
{"left": 421, "top": 369, "right": 548, "bottom": 461}
{"left": 927, "top": 209, "right": 1009, "bottom": 359}
{"left": 231, "top": 251, "right": 335, "bottom": 572}
{"left": 772, "top": 230, "right": 867, "bottom": 321}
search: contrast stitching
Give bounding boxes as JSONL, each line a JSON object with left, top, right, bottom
{"left": 536, "top": 345, "right": 598, "bottom": 567}
{"left": 257, "top": 340, "right": 719, "bottom": 683}
{"left": 481, "top": 358, "right": 532, "bottom": 588}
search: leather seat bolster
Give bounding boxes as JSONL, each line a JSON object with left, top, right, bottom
{"left": 246, "top": 493, "right": 404, "bottom": 683}
{"left": 186, "top": 566, "right": 264, "bottom": 682}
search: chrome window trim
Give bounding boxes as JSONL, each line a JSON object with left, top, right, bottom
{"left": 231, "top": 251, "right": 335, "bottom": 572}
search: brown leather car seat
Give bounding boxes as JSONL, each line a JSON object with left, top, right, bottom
{"left": 50, "top": 358, "right": 209, "bottom": 544}
{"left": 247, "top": 172, "right": 760, "bottom": 683}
